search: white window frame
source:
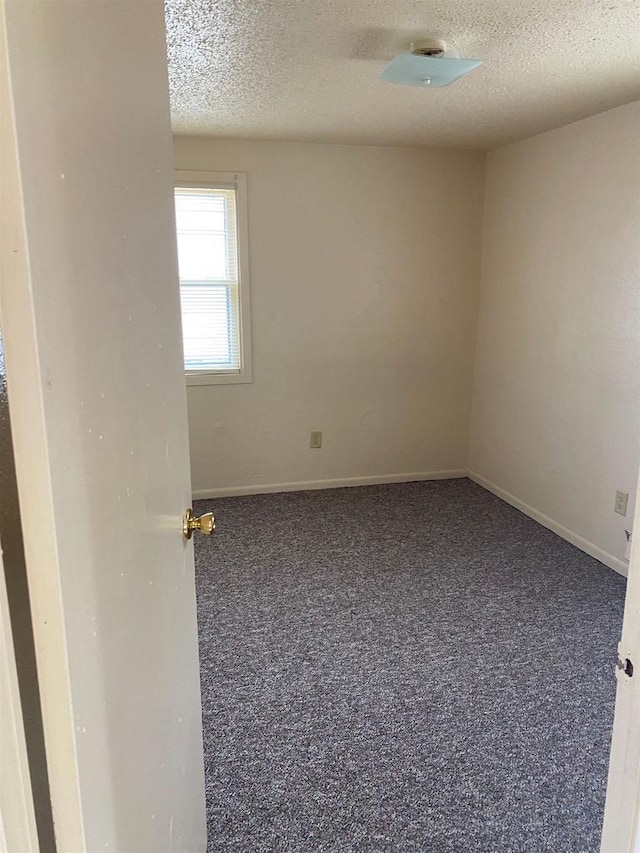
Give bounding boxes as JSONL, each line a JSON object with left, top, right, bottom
{"left": 174, "top": 170, "right": 252, "bottom": 386}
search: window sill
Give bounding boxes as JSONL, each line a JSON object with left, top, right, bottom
{"left": 185, "top": 370, "right": 252, "bottom": 387}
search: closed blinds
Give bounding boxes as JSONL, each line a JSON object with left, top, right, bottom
{"left": 174, "top": 186, "right": 240, "bottom": 372}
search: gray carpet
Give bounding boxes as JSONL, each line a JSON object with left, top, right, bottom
{"left": 194, "top": 478, "right": 626, "bottom": 852}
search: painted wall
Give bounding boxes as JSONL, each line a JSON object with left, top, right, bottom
{"left": 173, "top": 137, "right": 485, "bottom": 495}
{"left": 469, "top": 101, "right": 640, "bottom": 573}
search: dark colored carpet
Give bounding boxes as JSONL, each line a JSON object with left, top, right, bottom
{"left": 194, "top": 479, "right": 626, "bottom": 852}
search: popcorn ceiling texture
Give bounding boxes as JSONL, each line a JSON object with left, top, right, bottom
{"left": 165, "top": 0, "right": 640, "bottom": 149}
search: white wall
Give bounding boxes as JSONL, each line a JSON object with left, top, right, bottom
{"left": 173, "top": 138, "right": 485, "bottom": 496}
{"left": 470, "top": 102, "right": 640, "bottom": 574}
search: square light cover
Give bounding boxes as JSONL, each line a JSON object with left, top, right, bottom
{"left": 380, "top": 53, "right": 483, "bottom": 87}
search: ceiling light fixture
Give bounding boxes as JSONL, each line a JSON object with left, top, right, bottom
{"left": 380, "top": 38, "right": 483, "bottom": 88}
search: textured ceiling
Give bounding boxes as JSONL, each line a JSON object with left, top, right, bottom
{"left": 166, "top": 0, "right": 640, "bottom": 150}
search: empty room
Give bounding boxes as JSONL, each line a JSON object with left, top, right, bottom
{"left": 1, "top": 1, "right": 640, "bottom": 852}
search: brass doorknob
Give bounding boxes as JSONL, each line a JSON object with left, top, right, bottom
{"left": 183, "top": 508, "right": 216, "bottom": 540}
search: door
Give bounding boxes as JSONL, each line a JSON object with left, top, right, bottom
{"left": 601, "top": 474, "right": 640, "bottom": 852}
{"left": 1, "top": 2, "right": 206, "bottom": 850}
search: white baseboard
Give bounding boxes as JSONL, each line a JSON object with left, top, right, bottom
{"left": 195, "top": 468, "right": 627, "bottom": 577}
{"left": 469, "top": 471, "right": 628, "bottom": 578}
{"left": 192, "top": 469, "right": 467, "bottom": 500}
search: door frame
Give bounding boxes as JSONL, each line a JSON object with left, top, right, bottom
{"left": 601, "top": 474, "right": 640, "bottom": 851}
{"left": 0, "top": 17, "right": 36, "bottom": 850}
{"left": 1, "top": 5, "right": 85, "bottom": 846}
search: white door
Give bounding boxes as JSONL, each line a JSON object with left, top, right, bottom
{"left": 1, "top": 2, "right": 206, "bottom": 851}
{"left": 601, "top": 473, "right": 640, "bottom": 852}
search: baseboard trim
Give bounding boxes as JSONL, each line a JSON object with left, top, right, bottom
{"left": 193, "top": 469, "right": 467, "bottom": 500}
{"left": 469, "top": 472, "right": 628, "bottom": 578}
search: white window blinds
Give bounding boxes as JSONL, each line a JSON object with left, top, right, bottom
{"left": 174, "top": 186, "right": 241, "bottom": 372}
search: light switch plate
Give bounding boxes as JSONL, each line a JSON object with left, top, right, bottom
{"left": 310, "top": 431, "right": 322, "bottom": 449}
{"left": 615, "top": 490, "right": 629, "bottom": 516}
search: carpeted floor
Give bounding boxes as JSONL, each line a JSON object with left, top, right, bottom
{"left": 194, "top": 478, "right": 626, "bottom": 852}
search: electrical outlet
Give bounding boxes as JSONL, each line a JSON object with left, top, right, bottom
{"left": 310, "top": 430, "right": 322, "bottom": 449}
{"left": 615, "top": 490, "right": 629, "bottom": 516}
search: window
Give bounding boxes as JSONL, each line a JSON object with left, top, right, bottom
{"left": 174, "top": 171, "right": 252, "bottom": 385}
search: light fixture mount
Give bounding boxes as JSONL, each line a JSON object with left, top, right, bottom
{"left": 409, "top": 39, "right": 447, "bottom": 58}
